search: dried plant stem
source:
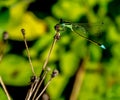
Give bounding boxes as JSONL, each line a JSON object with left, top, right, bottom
{"left": 25, "top": 82, "right": 36, "bottom": 100}
{"left": 32, "top": 71, "right": 48, "bottom": 100}
{"left": 42, "top": 31, "right": 60, "bottom": 70}
{"left": 35, "top": 69, "right": 59, "bottom": 100}
{"left": 0, "top": 32, "right": 9, "bottom": 62}
{"left": 23, "top": 35, "right": 36, "bottom": 76}
{"left": 35, "top": 78, "right": 52, "bottom": 100}
{"left": 21, "top": 29, "right": 36, "bottom": 76}
{"left": 0, "top": 76, "right": 11, "bottom": 100}
{"left": 32, "top": 32, "right": 60, "bottom": 99}
{"left": 25, "top": 30, "right": 60, "bottom": 100}
{"left": 25, "top": 88, "right": 32, "bottom": 100}
{"left": 69, "top": 59, "right": 86, "bottom": 100}
{"left": 42, "top": 37, "right": 57, "bottom": 70}
{"left": 25, "top": 78, "right": 39, "bottom": 100}
{"left": 30, "top": 80, "right": 39, "bottom": 95}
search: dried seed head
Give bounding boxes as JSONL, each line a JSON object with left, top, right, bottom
{"left": 51, "top": 69, "right": 59, "bottom": 78}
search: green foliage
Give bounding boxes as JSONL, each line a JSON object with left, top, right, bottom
{"left": 0, "top": 54, "right": 33, "bottom": 86}
{"left": 0, "top": 87, "right": 8, "bottom": 100}
{"left": 0, "top": 0, "right": 120, "bottom": 99}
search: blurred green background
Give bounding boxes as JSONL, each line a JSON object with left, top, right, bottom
{"left": 0, "top": 0, "right": 120, "bottom": 100}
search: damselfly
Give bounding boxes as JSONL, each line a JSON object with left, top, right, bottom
{"left": 54, "top": 19, "right": 106, "bottom": 49}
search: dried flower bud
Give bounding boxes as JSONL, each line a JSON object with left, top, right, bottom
{"left": 21, "top": 28, "right": 25, "bottom": 36}
{"left": 51, "top": 69, "right": 59, "bottom": 78}
{"left": 3, "top": 31, "right": 9, "bottom": 42}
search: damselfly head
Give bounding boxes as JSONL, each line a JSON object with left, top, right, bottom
{"left": 54, "top": 23, "right": 65, "bottom": 32}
